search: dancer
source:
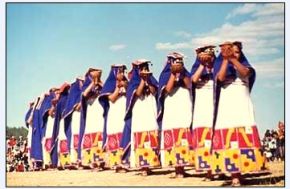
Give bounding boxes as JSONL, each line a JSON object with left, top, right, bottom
{"left": 212, "top": 41, "right": 266, "bottom": 186}
{"left": 78, "top": 68, "right": 104, "bottom": 169}
{"left": 99, "top": 64, "right": 128, "bottom": 171}
{"left": 120, "top": 59, "right": 160, "bottom": 176}
{"left": 158, "top": 52, "right": 193, "bottom": 178}
{"left": 191, "top": 45, "right": 216, "bottom": 180}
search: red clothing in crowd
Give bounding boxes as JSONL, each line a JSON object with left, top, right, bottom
{"left": 8, "top": 138, "right": 17, "bottom": 148}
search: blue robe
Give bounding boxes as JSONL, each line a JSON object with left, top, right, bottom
{"left": 50, "top": 90, "right": 69, "bottom": 167}
{"left": 30, "top": 97, "right": 43, "bottom": 162}
{"left": 25, "top": 106, "right": 33, "bottom": 128}
{"left": 40, "top": 92, "right": 55, "bottom": 140}
{"left": 62, "top": 79, "right": 83, "bottom": 153}
{"left": 30, "top": 93, "right": 54, "bottom": 162}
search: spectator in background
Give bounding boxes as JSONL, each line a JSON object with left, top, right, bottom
{"left": 17, "top": 136, "right": 24, "bottom": 147}
{"left": 8, "top": 136, "right": 17, "bottom": 150}
{"left": 269, "top": 131, "right": 277, "bottom": 161}
{"left": 6, "top": 137, "right": 31, "bottom": 172}
{"left": 262, "top": 131, "right": 272, "bottom": 162}
{"left": 22, "top": 152, "right": 30, "bottom": 171}
{"left": 16, "top": 161, "right": 25, "bottom": 172}
{"left": 277, "top": 121, "right": 285, "bottom": 161}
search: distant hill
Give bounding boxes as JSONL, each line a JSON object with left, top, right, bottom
{"left": 6, "top": 126, "right": 28, "bottom": 140}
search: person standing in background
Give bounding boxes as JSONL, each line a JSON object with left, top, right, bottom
{"left": 277, "top": 121, "right": 285, "bottom": 161}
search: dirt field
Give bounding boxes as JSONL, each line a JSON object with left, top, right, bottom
{"left": 7, "top": 161, "right": 284, "bottom": 187}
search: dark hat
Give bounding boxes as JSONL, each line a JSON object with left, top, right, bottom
{"left": 132, "top": 59, "right": 151, "bottom": 66}
{"left": 85, "top": 68, "right": 102, "bottom": 76}
{"left": 59, "top": 82, "right": 71, "bottom": 93}
{"left": 111, "top": 64, "right": 127, "bottom": 70}
{"left": 76, "top": 76, "right": 85, "bottom": 81}
{"left": 49, "top": 87, "right": 59, "bottom": 93}
{"left": 132, "top": 59, "right": 152, "bottom": 69}
{"left": 233, "top": 41, "right": 243, "bottom": 50}
{"left": 195, "top": 45, "right": 216, "bottom": 54}
{"left": 29, "top": 101, "right": 35, "bottom": 106}
{"left": 167, "top": 52, "right": 184, "bottom": 59}
{"left": 87, "top": 67, "right": 102, "bottom": 73}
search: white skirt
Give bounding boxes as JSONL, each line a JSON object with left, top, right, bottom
{"left": 130, "top": 94, "right": 159, "bottom": 167}
{"left": 57, "top": 119, "right": 67, "bottom": 155}
{"left": 27, "top": 125, "right": 33, "bottom": 159}
{"left": 192, "top": 80, "right": 214, "bottom": 128}
{"left": 162, "top": 87, "right": 192, "bottom": 129}
{"left": 85, "top": 97, "right": 104, "bottom": 134}
{"left": 43, "top": 116, "right": 54, "bottom": 143}
{"left": 215, "top": 77, "right": 255, "bottom": 129}
{"left": 131, "top": 94, "right": 158, "bottom": 132}
{"left": 161, "top": 87, "right": 192, "bottom": 167}
{"left": 106, "top": 95, "right": 126, "bottom": 135}
{"left": 42, "top": 116, "right": 54, "bottom": 165}
{"left": 58, "top": 119, "right": 66, "bottom": 142}
{"left": 71, "top": 111, "right": 81, "bottom": 144}
{"left": 80, "top": 97, "right": 104, "bottom": 163}
{"left": 70, "top": 111, "right": 80, "bottom": 163}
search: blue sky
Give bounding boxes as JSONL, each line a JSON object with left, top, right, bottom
{"left": 7, "top": 3, "right": 284, "bottom": 136}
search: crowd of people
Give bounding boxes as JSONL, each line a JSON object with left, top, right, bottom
{"left": 9, "top": 41, "right": 278, "bottom": 186}
{"left": 261, "top": 121, "right": 285, "bottom": 162}
{"left": 6, "top": 136, "right": 30, "bottom": 172}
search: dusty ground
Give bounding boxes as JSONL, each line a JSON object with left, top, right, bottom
{"left": 7, "top": 161, "right": 284, "bottom": 187}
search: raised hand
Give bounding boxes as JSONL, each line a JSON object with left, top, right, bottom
{"left": 221, "top": 44, "right": 234, "bottom": 59}
{"left": 198, "top": 52, "right": 212, "bottom": 65}
{"left": 90, "top": 70, "right": 102, "bottom": 84}
{"left": 171, "top": 63, "right": 184, "bottom": 74}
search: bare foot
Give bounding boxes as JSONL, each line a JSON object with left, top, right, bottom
{"left": 115, "top": 166, "right": 127, "bottom": 173}
{"left": 141, "top": 170, "right": 148, "bottom": 176}
{"left": 176, "top": 173, "right": 184, "bottom": 178}
{"left": 231, "top": 178, "right": 241, "bottom": 186}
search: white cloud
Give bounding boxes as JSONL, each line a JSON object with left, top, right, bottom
{"left": 155, "top": 3, "right": 284, "bottom": 79}
{"left": 109, "top": 44, "right": 126, "bottom": 51}
{"left": 253, "top": 3, "right": 284, "bottom": 17}
{"left": 155, "top": 42, "right": 192, "bottom": 50}
{"left": 226, "top": 3, "right": 284, "bottom": 19}
{"left": 175, "top": 31, "right": 191, "bottom": 38}
{"left": 253, "top": 57, "right": 284, "bottom": 78}
{"left": 155, "top": 4, "right": 284, "bottom": 56}
{"left": 190, "top": 16, "right": 284, "bottom": 56}
{"left": 226, "top": 4, "right": 260, "bottom": 19}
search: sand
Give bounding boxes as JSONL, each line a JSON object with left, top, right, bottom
{"left": 7, "top": 161, "right": 284, "bottom": 187}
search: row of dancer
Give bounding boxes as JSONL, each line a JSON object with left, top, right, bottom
{"left": 25, "top": 41, "right": 267, "bottom": 186}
